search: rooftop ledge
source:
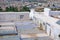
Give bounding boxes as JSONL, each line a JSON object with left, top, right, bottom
{"left": 0, "top": 22, "right": 15, "bottom": 25}
{"left": 21, "top": 33, "right": 48, "bottom": 38}
{"left": 0, "top": 12, "right": 30, "bottom": 14}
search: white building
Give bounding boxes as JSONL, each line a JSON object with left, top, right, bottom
{"left": 30, "top": 8, "right": 60, "bottom": 40}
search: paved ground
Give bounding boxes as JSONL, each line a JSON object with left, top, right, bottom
{"left": 0, "top": 21, "right": 53, "bottom": 40}
{"left": 22, "top": 36, "right": 53, "bottom": 40}
{"left": 16, "top": 21, "right": 53, "bottom": 40}
{"left": 16, "top": 21, "right": 39, "bottom": 34}
{"left": 0, "top": 35, "right": 20, "bottom": 40}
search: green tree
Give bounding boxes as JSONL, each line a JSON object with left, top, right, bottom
{"left": 14, "top": 7, "right": 18, "bottom": 12}
{"left": 5, "top": 6, "right": 18, "bottom": 12}
{"left": 20, "top": 6, "right": 30, "bottom": 12}
{"left": 9, "top": 6, "right": 15, "bottom": 11}
{"left": 0, "top": 7, "right": 3, "bottom": 12}
{"left": 53, "top": 4, "right": 55, "bottom": 7}
{"left": 5, "top": 7, "right": 9, "bottom": 11}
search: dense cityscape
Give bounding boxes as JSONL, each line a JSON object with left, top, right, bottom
{"left": 0, "top": 0, "right": 60, "bottom": 12}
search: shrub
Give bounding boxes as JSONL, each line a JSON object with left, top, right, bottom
{"left": 5, "top": 6, "right": 18, "bottom": 12}
{"left": 20, "top": 6, "right": 30, "bottom": 12}
{"left": 0, "top": 7, "right": 3, "bottom": 12}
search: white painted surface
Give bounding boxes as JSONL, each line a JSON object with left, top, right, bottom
{"left": 29, "top": 9, "right": 35, "bottom": 19}
{"left": 0, "top": 22, "right": 15, "bottom": 25}
{"left": 0, "top": 12, "right": 29, "bottom": 14}
{"left": 50, "top": 11, "right": 60, "bottom": 16}
{"left": 44, "top": 8, "right": 51, "bottom": 16}
{"left": 46, "top": 25, "right": 50, "bottom": 36}
{"left": 32, "top": 8, "right": 60, "bottom": 40}
{"left": 0, "top": 12, "right": 29, "bottom": 22}
{"left": 21, "top": 33, "right": 48, "bottom": 38}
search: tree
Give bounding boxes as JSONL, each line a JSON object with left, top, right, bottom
{"left": 5, "top": 6, "right": 18, "bottom": 12}
{"left": 20, "top": 6, "right": 30, "bottom": 12}
{"left": 53, "top": 4, "right": 55, "bottom": 7}
{"left": 5, "top": 6, "right": 30, "bottom": 12}
{"left": 14, "top": 7, "right": 18, "bottom": 12}
{"left": 5, "top": 7, "right": 10, "bottom": 11}
{"left": 0, "top": 7, "right": 3, "bottom": 12}
{"left": 48, "top": 4, "right": 50, "bottom": 7}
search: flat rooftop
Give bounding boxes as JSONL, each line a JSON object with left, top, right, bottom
{"left": 0, "top": 22, "right": 15, "bottom": 25}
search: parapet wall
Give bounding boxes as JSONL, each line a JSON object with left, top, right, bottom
{"left": 49, "top": 11, "right": 60, "bottom": 16}
{"left": 0, "top": 12, "right": 30, "bottom": 22}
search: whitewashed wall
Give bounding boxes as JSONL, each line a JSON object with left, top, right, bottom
{"left": 0, "top": 12, "right": 29, "bottom": 22}
{"left": 49, "top": 11, "right": 60, "bottom": 16}
{"left": 32, "top": 8, "right": 60, "bottom": 40}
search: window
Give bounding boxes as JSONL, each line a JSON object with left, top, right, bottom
{"left": 20, "top": 15, "right": 24, "bottom": 19}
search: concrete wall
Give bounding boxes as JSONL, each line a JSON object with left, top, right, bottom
{"left": 32, "top": 8, "right": 60, "bottom": 40}
{"left": 0, "top": 12, "right": 29, "bottom": 22}
{"left": 49, "top": 11, "right": 60, "bottom": 16}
